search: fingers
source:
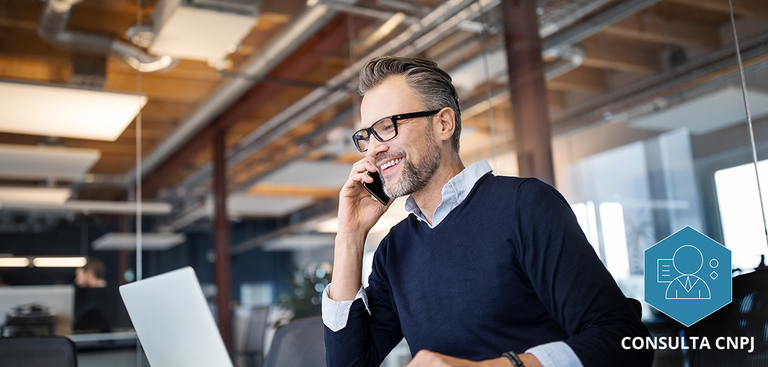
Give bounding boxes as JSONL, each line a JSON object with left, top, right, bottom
{"left": 349, "top": 158, "right": 377, "bottom": 184}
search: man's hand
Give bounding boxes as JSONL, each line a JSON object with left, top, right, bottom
{"left": 337, "top": 157, "right": 391, "bottom": 235}
{"left": 328, "top": 158, "right": 392, "bottom": 302}
{"left": 407, "top": 350, "right": 543, "bottom": 367}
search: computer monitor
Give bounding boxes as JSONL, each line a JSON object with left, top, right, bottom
{"left": 73, "top": 286, "right": 132, "bottom": 333}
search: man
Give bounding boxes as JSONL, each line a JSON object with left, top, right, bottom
{"left": 322, "top": 56, "right": 653, "bottom": 367}
{"left": 75, "top": 258, "right": 107, "bottom": 288}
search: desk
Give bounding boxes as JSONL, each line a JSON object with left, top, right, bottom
{"left": 68, "top": 331, "right": 149, "bottom": 367}
{"left": 68, "top": 330, "right": 137, "bottom": 350}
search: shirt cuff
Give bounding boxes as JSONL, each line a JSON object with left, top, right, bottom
{"left": 321, "top": 283, "right": 370, "bottom": 332}
{"left": 525, "top": 341, "right": 582, "bottom": 367}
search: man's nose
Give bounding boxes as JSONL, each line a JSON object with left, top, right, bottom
{"left": 365, "top": 137, "right": 388, "bottom": 160}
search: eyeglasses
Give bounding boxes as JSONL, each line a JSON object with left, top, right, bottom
{"left": 351, "top": 110, "right": 441, "bottom": 152}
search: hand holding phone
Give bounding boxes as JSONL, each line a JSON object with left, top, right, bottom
{"left": 363, "top": 170, "right": 391, "bottom": 205}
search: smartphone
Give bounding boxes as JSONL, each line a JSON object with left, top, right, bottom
{"left": 363, "top": 170, "right": 391, "bottom": 206}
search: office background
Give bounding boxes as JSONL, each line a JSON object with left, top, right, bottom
{"left": 0, "top": 0, "right": 767, "bottom": 366}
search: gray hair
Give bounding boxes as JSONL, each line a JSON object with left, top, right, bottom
{"left": 359, "top": 56, "right": 461, "bottom": 152}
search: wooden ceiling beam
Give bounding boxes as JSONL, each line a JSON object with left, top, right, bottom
{"left": 666, "top": 0, "right": 768, "bottom": 19}
{"left": 604, "top": 13, "right": 721, "bottom": 49}
{"left": 0, "top": 56, "right": 70, "bottom": 83}
{"left": 547, "top": 67, "right": 607, "bottom": 92}
{"left": 579, "top": 38, "right": 662, "bottom": 73}
{"left": 108, "top": 59, "right": 224, "bottom": 82}
{"left": 104, "top": 74, "right": 220, "bottom": 102}
{"left": 0, "top": 28, "right": 71, "bottom": 61}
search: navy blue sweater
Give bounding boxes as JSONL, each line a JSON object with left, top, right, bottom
{"left": 325, "top": 175, "right": 653, "bottom": 367}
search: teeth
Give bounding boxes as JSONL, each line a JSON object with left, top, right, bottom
{"left": 380, "top": 158, "right": 402, "bottom": 170}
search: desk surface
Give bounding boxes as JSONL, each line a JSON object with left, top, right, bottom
{"left": 68, "top": 330, "right": 137, "bottom": 351}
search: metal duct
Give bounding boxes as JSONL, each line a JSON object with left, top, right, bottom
{"left": 541, "top": 0, "right": 663, "bottom": 58}
{"left": 544, "top": 45, "right": 585, "bottom": 80}
{"left": 37, "top": 0, "right": 177, "bottom": 73}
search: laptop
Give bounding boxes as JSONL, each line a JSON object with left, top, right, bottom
{"left": 119, "top": 267, "right": 233, "bottom": 367}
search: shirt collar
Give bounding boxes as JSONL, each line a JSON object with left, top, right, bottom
{"left": 404, "top": 160, "right": 493, "bottom": 228}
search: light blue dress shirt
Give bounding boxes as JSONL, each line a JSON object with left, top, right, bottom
{"left": 322, "top": 160, "right": 582, "bottom": 367}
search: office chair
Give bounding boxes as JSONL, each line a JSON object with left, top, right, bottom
{"left": 687, "top": 267, "right": 768, "bottom": 367}
{"left": 242, "top": 306, "right": 270, "bottom": 367}
{"left": 263, "top": 316, "right": 325, "bottom": 367}
{"left": 0, "top": 335, "right": 78, "bottom": 367}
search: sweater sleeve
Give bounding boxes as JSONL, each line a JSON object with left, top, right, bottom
{"left": 513, "top": 179, "right": 654, "bottom": 367}
{"left": 324, "top": 237, "right": 404, "bottom": 367}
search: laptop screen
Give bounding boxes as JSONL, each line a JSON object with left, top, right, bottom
{"left": 119, "top": 267, "right": 233, "bottom": 367}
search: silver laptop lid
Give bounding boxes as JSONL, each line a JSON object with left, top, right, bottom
{"left": 119, "top": 267, "right": 233, "bottom": 367}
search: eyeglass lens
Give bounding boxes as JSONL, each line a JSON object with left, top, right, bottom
{"left": 354, "top": 117, "right": 396, "bottom": 152}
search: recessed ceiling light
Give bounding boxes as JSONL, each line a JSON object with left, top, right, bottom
{"left": 0, "top": 80, "right": 147, "bottom": 141}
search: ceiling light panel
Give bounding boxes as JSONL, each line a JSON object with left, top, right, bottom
{"left": 0, "top": 80, "right": 147, "bottom": 141}
{"left": 258, "top": 161, "right": 352, "bottom": 188}
{"left": 0, "top": 187, "right": 71, "bottom": 204}
{"left": 262, "top": 234, "right": 336, "bottom": 251}
{"left": 92, "top": 233, "right": 187, "bottom": 251}
{"left": 0, "top": 144, "right": 100, "bottom": 180}
{"left": 227, "top": 194, "right": 314, "bottom": 217}
{"left": 32, "top": 257, "right": 87, "bottom": 267}
{"left": 0, "top": 257, "right": 30, "bottom": 267}
{"left": 149, "top": 0, "right": 259, "bottom": 62}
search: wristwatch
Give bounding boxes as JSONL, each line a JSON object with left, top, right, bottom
{"left": 502, "top": 351, "right": 524, "bottom": 367}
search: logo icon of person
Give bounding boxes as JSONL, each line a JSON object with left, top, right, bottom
{"left": 645, "top": 226, "right": 731, "bottom": 326}
{"left": 665, "top": 245, "right": 711, "bottom": 300}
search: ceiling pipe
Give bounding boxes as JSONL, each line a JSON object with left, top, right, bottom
{"left": 541, "top": 0, "right": 663, "bottom": 58}
{"left": 37, "top": 0, "right": 177, "bottom": 73}
{"left": 319, "top": 0, "right": 485, "bottom": 33}
{"left": 544, "top": 45, "right": 585, "bottom": 80}
{"left": 128, "top": 1, "right": 358, "bottom": 185}
{"left": 538, "top": 0, "right": 615, "bottom": 38}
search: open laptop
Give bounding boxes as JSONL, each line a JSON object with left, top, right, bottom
{"left": 119, "top": 267, "right": 233, "bottom": 367}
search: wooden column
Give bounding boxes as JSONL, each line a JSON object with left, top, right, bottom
{"left": 212, "top": 127, "right": 231, "bottom": 349}
{"left": 501, "top": 0, "right": 556, "bottom": 185}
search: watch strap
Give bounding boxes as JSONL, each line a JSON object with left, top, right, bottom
{"left": 502, "top": 351, "right": 524, "bottom": 367}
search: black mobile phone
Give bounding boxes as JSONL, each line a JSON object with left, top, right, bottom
{"left": 363, "top": 170, "right": 391, "bottom": 205}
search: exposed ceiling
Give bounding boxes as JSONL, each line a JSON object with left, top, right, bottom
{"left": 0, "top": 0, "right": 766, "bottom": 246}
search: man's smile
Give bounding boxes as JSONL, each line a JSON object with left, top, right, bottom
{"left": 378, "top": 157, "right": 403, "bottom": 174}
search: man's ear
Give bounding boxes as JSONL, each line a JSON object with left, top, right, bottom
{"left": 435, "top": 107, "right": 455, "bottom": 143}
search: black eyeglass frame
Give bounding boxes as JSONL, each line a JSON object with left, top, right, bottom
{"left": 351, "top": 109, "right": 441, "bottom": 152}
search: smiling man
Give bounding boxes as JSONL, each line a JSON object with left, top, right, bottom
{"left": 322, "top": 56, "right": 653, "bottom": 367}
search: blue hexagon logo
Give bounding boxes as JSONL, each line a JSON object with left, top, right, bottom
{"left": 644, "top": 226, "right": 731, "bottom": 327}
